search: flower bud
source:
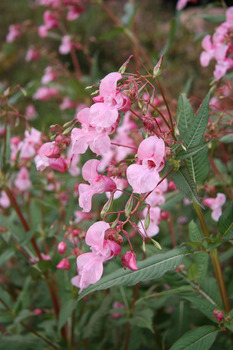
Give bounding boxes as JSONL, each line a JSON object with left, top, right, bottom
{"left": 58, "top": 241, "right": 66, "bottom": 255}
{"left": 56, "top": 258, "right": 70, "bottom": 270}
{"left": 121, "top": 251, "right": 138, "bottom": 271}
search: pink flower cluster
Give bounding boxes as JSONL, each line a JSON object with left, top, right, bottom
{"left": 200, "top": 7, "right": 233, "bottom": 80}
{"left": 71, "top": 221, "right": 121, "bottom": 292}
{"left": 70, "top": 72, "right": 131, "bottom": 157}
{"left": 176, "top": 0, "right": 197, "bottom": 11}
{"left": 203, "top": 193, "right": 226, "bottom": 221}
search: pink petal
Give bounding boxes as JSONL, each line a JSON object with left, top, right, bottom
{"left": 99, "top": 72, "right": 122, "bottom": 97}
{"left": 89, "top": 103, "right": 119, "bottom": 128}
{"left": 82, "top": 159, "right": 99, "bottom": 183}
{"left": 127, "top": 164, "right": 160, "bottom": 194}
{"left": 85, "top": 221, "right": 110, "bottom": 247}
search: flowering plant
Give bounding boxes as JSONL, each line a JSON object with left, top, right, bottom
{"left": 0, "top": 1, "right": 233, "bottom": 349}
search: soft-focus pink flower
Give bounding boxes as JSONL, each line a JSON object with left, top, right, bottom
{"left": 60, "top": 97, "right": 76, "bottom": 110}
{"left": 121, "top": 251, "right": 138, "bottom": 271}
{"left": 19, "top": 128, "right": 41, "bottom": 159}
{"left": 203, "top": 193, "right": 226, "bottom": 221}
{"left": 59, "top": 35, "right": 73, "bottom": 54}
{"left": 58, "top": 241, "right": 67, "bottom": 255}
{"left": 0, "top": 191, "right": 10, "bottom": 208}
{"left": 33, "top": 86, "right": 59, "bottom": 101}
{"left": 15, "top": 167, "right": 31, "bottom": 191}
{"left": 25, "top": 47, "right": 40, "bottom": 62}
{"left": 35, "top": 142, "right": 68, "bottom": 173}
{"left": 6, "top": 24, "right": 21, "bottom": 42}
{"left": 145, "top": 179, "right": 168, "bottom": 207}
{"left": 38, "top": 10, "right": 58, "bottom": 37}
{"left": 25, "top": 105, "right": 38, "bottom": 120}
{"left": 56, "top": 258, "right": 71, "bottom": 270}
{"left": 213, "top": 309, "right": 224, "bottom": 323}
{"left": 79, "top": 159, "right": 116, "bottom": 212}
{"left": 71, "top": 221, "right": 121, "bottom": 292}
{"left": 112, "top": 301, "right": 125, "bottom": 319}
{"left": 41, "top": 66, "right": 58, "bottom": 84}
{"left": 33, "top": 309, "right": 43, "bottom": 316}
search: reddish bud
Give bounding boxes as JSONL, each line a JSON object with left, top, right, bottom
{"left": 58, "top": 241, "right": 66, "bottom": 255}
{"left": 56, "top": 258, "right": 70, "bottom": 270}
{"left": 121, "top": 251, "right": 138, "bottom": 271}
{"left": 160, "top": 211, "right": 169, "bottom": 220}
{"left": 168, "top": 181, "right": 177, "bottom": 191}
{"left": 33, "top": 308, "right": 42, "bottom": 316}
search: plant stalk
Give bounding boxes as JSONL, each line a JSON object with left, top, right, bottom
{"left": 193, "top": 203, "right": 230, "bottom": 312}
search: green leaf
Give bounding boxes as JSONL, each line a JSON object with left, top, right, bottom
{"left": 176, "top": 94, "right": 195, "bottom": 138}
{"left": 172, "top": 166, "right": 203, "bottom": 207}
{"left": 0, "top": 335, "right": 43, "bottom": 350}
{"left": 194, "top": 252, "right": 209, "bottom": 283}
{"left": 186, "top": 147, "right": 209, "bottom": 185}
{"left": 188, "top": 220, "right": 202, "bottom": 242}
{"left": 182, "top": 92, "right": 210, "bottom": 150}
{"left": 77, "top": 247, "right": 187, "bottom": 301}
{"left": 170, "top": 325, "right": 218, "bottom": 350}
{"left": 0, "top": 249, "right": 14, "bottom": 265}
{"left": 14, "top": 309, "right": 35, "bottom": 324}
{"left": 131, "top": 306, "right": 154, "bottom": 333}
{"left": 187, "top": 263, "right": 198, "bottom": 281}
{"left": 218, "top": 201, "right": 233, "bottom": 240}
{"left": 219, "top": 133, "right": 233, "bottom": 143}
{"left": 58, "top": 299, "right": 76, "bottom": 331}
{"left": 175, "top": 141, "right": 210, "bottom": 160}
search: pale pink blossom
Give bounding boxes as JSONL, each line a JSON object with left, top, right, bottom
{"left": 6, "top": 24, "right": 21, "bottom": 43}
{"left": 106, "top": 177, "right": 128, "bottom": 200}
{"left": 15, "top": 167, "right": 31, "bottom": 191}
{"left": 145, "top": 179, "right": 168, "bottom": 207}
{"left": 59, "top": 35, "right": 73, "bottom": 54}
{"left": 71, "top": 108, "right": 111, "bottom": 156}
{"left": 60, "top": 97, "right": 76, "bottom": 110}
{"left": 79, "top": 159, "right": 116, "bottom": 212}
{"left": 121, "top": 251, "right": 138, "bottom": 271}
{"left": 10, "top": 136, "right": 21, "bottom": 163}
{"left": 74, "top": 211, "right": 93, "bottom": 224}
{"left": 203, "top": 193, "right": 226, "bottom": 221}
{"left": 38, "top": 10, "right": 58, "bottom": 37}
{"left": 25, "top": 105, "right": 38, "bottom": 120}
{"left": 41, "top": 66, "right": 58, "bottom": 84}
{"left": 0, "top": 191, "right": 10, "bottom": 208}
{"left": 35, "top": 142, "right": 68, "bottom": 173}
{"left": 127, "top": 136, "right": 165, "bottom": 194}
{"left": 71, "top": 221, "right": 121, "bottom": 292}
{"left": 33, "top": 86, "right": 59, "bottom": 101}
{"left": 19, "top": 128, "right": 41, "bottom": 159}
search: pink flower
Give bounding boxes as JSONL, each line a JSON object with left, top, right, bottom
{"left": 38, "top": 10, "right": 58, "bottom": 37}
{"left": 71, "top": 108, "right": 111, "bottom": 156}
{"left": 71, "top": 221, "right": 121, "bottom": 292}
{"left": 112, "top": 301, "right": 125, "bottom": 319}
{"left": 0, "top": 191, "right": 10, "bottom": 208}
{"left": 203, "top": 193, "right": 226, "bottom": 221}
{"left": 145, "top": 179, "right": 168, "bottom": 207}
{"left": 35, "top": 142, "right": 68, "bottom": 173}
{"left": 25, "top": 105, "right": 38, "bottom": 120}
{"left": 19, "top": 128, "right": 41, "bottom": 159}
{"left": 25, "top": 47, "right": 40, "bottom": 62}
{"left": 56, "top": 258, "right": 71, "bottom": 270}
{"left": 41, "top": 66, "right": 58, "bottom": 84}
{"left": 58, "top": 241, "right": 67, "bottom": 255}
{"left": 213, "top": 309, "right": 224, "bottom": 323}
{"left": 33, "top": 86, "right": 59, "bottom": 101}
{"left": 33, "top": 309, "right": 42, "bottom": 316}
{"left": 79, "top": 159, "right": 116, "bottom": 212}
{"left": 6, "top": 24, "right": 21, "bottom": 43}
{"left": 60, "top": 97, "right": 76, "bottom": 110}
{"left": 14, "top": 167, "right": 31, "bottom": 191}
{"left": 121, "top": 251, "right": 138, "bottom": 271}
{"left": 59, "top": 35, "right": 73, "bottom": 55}
{"left": 127, "top": 136, "right": 165, "bottom": 194}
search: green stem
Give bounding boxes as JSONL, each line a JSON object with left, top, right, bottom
{"left": 193, "top": 203, "right": 230, "bottom": 312}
